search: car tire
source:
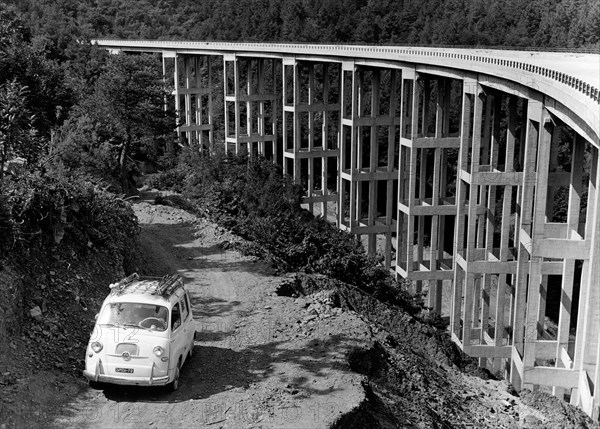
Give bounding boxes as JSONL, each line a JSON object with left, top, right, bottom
{"left": 167, "top": 360, "right": 181, "bottom": 392}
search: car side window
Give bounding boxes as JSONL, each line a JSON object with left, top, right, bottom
{"left": 171, "top": 303, "right": 181, "bottom": 331}
{"left": 180, "top": 295, "right": 189, "bottom": 321}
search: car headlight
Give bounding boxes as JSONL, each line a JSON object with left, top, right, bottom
{"left": 153, "top": 346, "right": 164, "bottom": 357}
{"left": 91, "top": 341, "right": 103, "bottom": 353}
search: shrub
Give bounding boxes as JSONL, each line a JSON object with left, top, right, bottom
{"left": 0, "top": 172, "right": 139, "bottom": 264}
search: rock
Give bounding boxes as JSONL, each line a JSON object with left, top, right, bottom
{"left": 30, "top": 306, "right": 43, "bottom": 322}
{"left": 307, "top": 308, "right": 319, "bottom": 316}
{"left": 295, "top": 298, "right": 309, "bottom": 308}
{"left": 303, "top": 315, "right": 318, "bottom": 323}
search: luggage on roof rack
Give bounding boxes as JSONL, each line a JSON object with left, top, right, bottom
{"left": 154, "top": 274, "right": 183, "bottom": 296}
{"left": 108, "top": 273, "right": 183, "bottom": 296}
{"left": 109, "top": 273, "right": 140, "bottom": 294}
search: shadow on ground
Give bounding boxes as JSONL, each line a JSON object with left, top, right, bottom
{"left": 88, "top": 332, "right": 355, "bottom": 405}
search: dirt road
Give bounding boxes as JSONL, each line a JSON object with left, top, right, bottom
{"left": 54, "top": 197, "right": 371, "bottom": 428}
{"left": 44, "top": 194, "right": 600, "bottom": 429}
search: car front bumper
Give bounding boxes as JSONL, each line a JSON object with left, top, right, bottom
{"left": 83, "top": 369, "right": 170, "bottom": 386}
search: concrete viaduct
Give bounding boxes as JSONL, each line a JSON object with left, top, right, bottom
{"left": 94, "top": 39, "right": 600, "bottom": 420}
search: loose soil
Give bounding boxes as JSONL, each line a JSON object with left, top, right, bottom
{"left": 1, "top": 190, "right": 598, "bottom": 428}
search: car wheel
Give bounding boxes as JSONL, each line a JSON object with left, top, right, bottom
{"left": 167, "top": 360, "right": 181, "bottom": 392}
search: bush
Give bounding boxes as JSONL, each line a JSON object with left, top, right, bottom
{"left": 0, "top": 172, "right": 139, "bottom": 264}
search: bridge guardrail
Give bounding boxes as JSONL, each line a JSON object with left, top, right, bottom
{"left": 93, "top": 39, "right": 600, "bottom": 106}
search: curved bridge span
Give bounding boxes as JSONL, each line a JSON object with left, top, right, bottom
{"left": 95, "top": 39, "right": 600, "bottom": 420}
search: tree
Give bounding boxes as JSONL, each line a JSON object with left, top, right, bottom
{"left": 72, "top": 53, "right": 175, "bottom": 194}
{"left": 0, "top": 7, "right": 73, "bottom": 138}
{"left": 0, "top": 79, "right": 39, "bottom": 184}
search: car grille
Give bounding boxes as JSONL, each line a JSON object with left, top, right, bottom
{"left": 115, "top": 343, "right": 139, "bottom": 356}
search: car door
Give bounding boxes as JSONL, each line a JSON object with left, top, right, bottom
{"left": 169, "top": 302, "right": 187, "bottom": 368}
{"left": 179, "top": 293, "right": 194, "bottom": 357}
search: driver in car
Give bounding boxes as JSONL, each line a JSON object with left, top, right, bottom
{"left": 148, "top": 305, "right": 167, "bottom": 330}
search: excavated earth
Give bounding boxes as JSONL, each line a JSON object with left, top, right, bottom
{"left": 1, "top": 191, "right": 598, "bottom": 428}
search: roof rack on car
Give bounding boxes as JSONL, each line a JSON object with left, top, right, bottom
{"left": 154, "top": 274, "right": 183, "bottom": 296}
{"left": 109, "top": 273, "right": 140, "bottom": 295}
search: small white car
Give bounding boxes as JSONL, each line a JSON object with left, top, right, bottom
{"left": 83, "top": 273, "right": 195, "bottom": 391}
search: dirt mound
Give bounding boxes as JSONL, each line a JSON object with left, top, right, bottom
{"left": 276, "top": 272, "right": 599, "bottom": 428}
{"left": 519, "top": 390, "right": 598, "bottom": 428}
{"left": 279, "top": 273, "right": 478, "bottom": 371}
{"left": 331, "top": 382, "right": 402, "bottom": 429}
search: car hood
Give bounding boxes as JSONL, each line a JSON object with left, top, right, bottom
{"left": 89, "top": 324, "right": 168, "bottom": 352}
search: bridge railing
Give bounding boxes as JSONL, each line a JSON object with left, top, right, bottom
{"left": 93, "top": 39, "right": 600, "bottom": 109}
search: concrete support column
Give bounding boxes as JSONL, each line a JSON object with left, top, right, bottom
{"left": 520, "top": 106, "right": 553, "bottom": 391}
{"left": 572, "top": 144, "right": 600, "bottom": 418}
{"left": 397, "top": 73, "right": 460, "bottom": 313}
{"left": 224, "top": 55, "right": 278, "bottom": 158}
{"left": 340, "top": 63, "right": 399, "bottom": 268}
{"left": 339, "top": 61, "right": 359, "bottom": 232}
{"left": 553, "top": 131, "right": 583, "bottom": 399}
{"left": 283, "top": 59, "right": 341, "bottom": 222}
{"left": 510, "top": 93, "right": 541, "bottom": 390}
{"left": 450, "top": 76, "right": 478, "bottom": 343}
{"left": 492, "top": 95, "right": 518, "bottom": 376}
{"left": 172, "top": 55, "right": 215, "bottom": 151}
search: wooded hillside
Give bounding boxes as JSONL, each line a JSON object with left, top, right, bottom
{"left": 4, "top": 0, "right": 599, "bottom": 49}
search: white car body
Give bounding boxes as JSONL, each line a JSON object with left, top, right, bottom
{"left": 83, "top": 274, "right": 195, "bottom": 390}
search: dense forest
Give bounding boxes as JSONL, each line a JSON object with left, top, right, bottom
{"left": 3, "top": 0, "right": 600, "bottom": 49}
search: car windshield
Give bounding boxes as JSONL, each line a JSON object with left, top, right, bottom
{"left": 98, "top": 302, "right": 169, "bottom": 332}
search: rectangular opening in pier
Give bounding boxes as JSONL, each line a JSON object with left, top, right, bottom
{"left": 314, "top": 158, "right": 323, "bottom": 192}
{"left": 299, "top": 112, "right": 309, "bottom": 150}
{"left": 327, "top": 156, "right": 338, "bottom": 193}
{"left": 284, "top": 65, "right": 294, "bottom": 106}
{"left": 343, "top": 71, "right": 353, "bottom": 120}
{"left": 313, "top": 111, "right": 323, "bottom": 149}
{"left": 401, "top": 79, "right": 413, "bottom": 139}
{"left": 225, "top": 60, "right": 235, "bottom": 97}
{"left": 343, "top": 125, "right": 352, "bottom": 171}
{"left": 326, "top": 111, "right": 340, "bottom": 150}
{"left": 285, "top": 111, "right": 293, "bottom": 151}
